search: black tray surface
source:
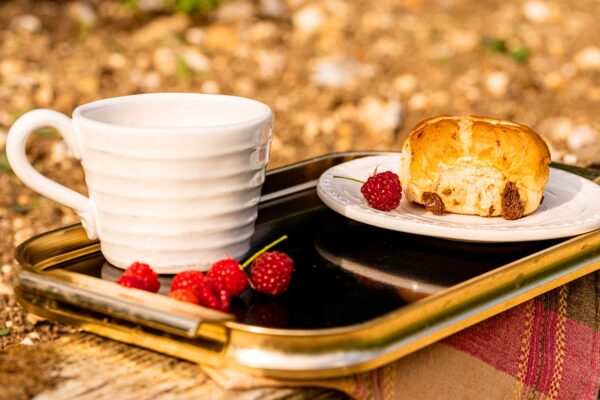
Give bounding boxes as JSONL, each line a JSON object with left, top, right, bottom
{"left": 58, "top": 189, "right": 562, "bottom": 330}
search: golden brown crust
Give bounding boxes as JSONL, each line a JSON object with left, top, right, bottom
{"left": 470, "top": 119, "right": 550, "bottom": 191}
{"left": 400, "top": 115, "right": 551, "bottom": 219}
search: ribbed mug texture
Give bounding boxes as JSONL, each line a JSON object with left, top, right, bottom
{"left": 77, "top": 108, "right": 272, "bottom": 272}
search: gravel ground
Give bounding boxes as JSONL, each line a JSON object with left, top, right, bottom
{"left": 1, "top": 0, "right": 600, "bottom": 377}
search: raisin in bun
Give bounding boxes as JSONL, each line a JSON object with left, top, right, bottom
{"left": 399, "top": 116, "right": 551, "bottom": 220}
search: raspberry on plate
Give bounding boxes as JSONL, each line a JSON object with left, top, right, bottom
{"left": 119, "top": 261, "right": 160, "bottom": 293}
{"left": 194, "top": 278, "right": 231, "bottom": 312}
{"left": 116, "top": 274, "right": 146, "bottom": 290}
{"left": 360, "top": 170, "right": 402, "bottom": 211}
{"left": 168, "top": 289, "right": 200, "bottom": 304}
{"left": 249, "top": 251, "right": 294, "bottom": 296}
{"left": 170, "top": 270, "right": 204, "bottom": 293}
{"left": 207, "top": 258, "right": 248, "bottom": 296}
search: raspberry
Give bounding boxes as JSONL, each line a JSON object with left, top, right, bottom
{"left": 206, "top": 258, "right": 248, "bottom": 296}
{"left": 247, "top": 301, "right": 288, "bottom": 327}
{"left": 170, "top": 270, "right": 204, "bottom": 292}
{"left": 248, "top": 251, "right": 294, "bottom": 296}
{"left": 194, "top": 279, "right": 231, "bottom": 312}
{"left": 116, "top": 275, "right": 146, "bottom": 290}
{"left": 121, "top": 262, "right": 160, "bottom": 293}
{"left": 168, "top": 289, "right": 199, "bottom": 304}
{"left": 360, "top": 170, "right": 402, "bottom": 211}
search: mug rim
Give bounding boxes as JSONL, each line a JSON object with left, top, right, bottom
{"left": 72, "top": 92, "right": 273, "bottom": 133}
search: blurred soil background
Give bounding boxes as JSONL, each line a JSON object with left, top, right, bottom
{"left": 1, "top": 0, "right": 600, "bottom": 390}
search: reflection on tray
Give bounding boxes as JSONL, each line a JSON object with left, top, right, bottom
{"left": 316, "top": 244, "right": 444, "bottom": 302}
{"left": 314, "top": 218, "right": 561, "bottom": 303}
{"left": 67, "top": 208, "right": 561, "bottom": 330}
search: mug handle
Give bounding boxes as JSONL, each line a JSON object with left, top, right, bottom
{"left": 6, "top": 109, "right": 97, "bottom": 239}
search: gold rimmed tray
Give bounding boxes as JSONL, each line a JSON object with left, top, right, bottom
{"left": 13, "top": 152, "right": 600, "bottom": 380}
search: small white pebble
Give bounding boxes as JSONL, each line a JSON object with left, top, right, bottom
{"left": 408, "top": 93, "right": 428, "bottom": 110}
{"left": 522, "top": 1, "right": 551, "bottom": 23}
{"left": 293, "top": 4, "right": 324, "bottom": 35}
{"left": 137, "top": 0, "right": 164, "bottom": 12}
{"left": 142, "top": 72, "right": 161, "bottom": 91}
{"left": 5, "top": 321, "right": 13, "bottom": 328}
{"left": 393, "top": 74, "right": 418, "bottom": 94}
{"left": 561, "top": 63, "right": 577, "bottom": 78}
{"left": 574, "top": 47, "right": 600, "bottom": 71}
{"left": 185, "top": 27, "right": 205, "bottom": 45}
{"left": 68, "top": 2, "right": 97, "bottom": 27}
{"left": 312, "top": 57, "right": 358, "bottom": 88}
{"left": 182, "top": 49, "right": 211, "bottom": 73}
{"left": 27, "top": 332, "right": 40, "bottom": 340}
{"left": 1, "top": 264, "right": 12, "bottom": 274}
{"left": 11, "top": 14, "right": 42, "bottom": 33}
{"left": 485, "top": 71, "right": 510, "bottom": 98}
{"left": 26, "top": 313, "right": 46, "bottom": 325}
{"left": 567, "top": 125, "right": 597, "bottom": 151}
{"left": 107, "top": 53, "right": 127, "bottom": 69}
{"left": 0, "top": 283, "right": 12, "bottom": 296}
{"left": 201, "top": 80, "right": 220, "bottom": 94}
{"left": 20, "top": 337, "right": 34, "bottom": 346}
{"left": 563, "top": 154, "right": 578, "bottom": 164}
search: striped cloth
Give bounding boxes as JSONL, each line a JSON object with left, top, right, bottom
{"left": 204, "top": 271, "right": 600, "bottom": 400}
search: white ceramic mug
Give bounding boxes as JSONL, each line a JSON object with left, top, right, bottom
{"left": 7, "top": 93, "right": 273, "bottom": 273}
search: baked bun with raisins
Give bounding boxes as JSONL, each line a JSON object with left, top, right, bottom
{"left": 399, "top": 116, "right": 551, "bottom": 220}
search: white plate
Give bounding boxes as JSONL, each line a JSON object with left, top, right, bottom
{"left": 317, "top": 154, "right": 600, "bottom": 242}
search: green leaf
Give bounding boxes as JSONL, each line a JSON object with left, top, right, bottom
{"left": 12, "top": 109, "right": 31, "bottom": 122}
{"left": 175, "top": 0, "right": 221, "bottom": 14}
{"left": 176, "top": 56, "right": 192, "bottom": 82}
{"left": 121, "top": 0, "right": 138, "bottom": 11}
{"left": 511, "top": 47, "right": 531, "bottom": 63}
{"left": 32, "top": 197, "right": 41, "bottom": 210}
{"left": 482, "top": 37, "right": 508, "bottom": 54}
{"left": 434, "top": 56, "right": 454, "bottom": 69}
{"left": 428, "top": 28, "right": 441, "bottom": 42}
{"left": 34, "top": 127, "right": 60, "bottom": 138}
{"left": 122, "top": 0, "right": 220, "bottom": 14}
{"left": 0, "top": 152, "right": 11, "bottom": 173}
{"left": 0, "top": 329, "right": 10, "bottom": 336}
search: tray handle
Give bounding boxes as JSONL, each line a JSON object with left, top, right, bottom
{"left": 16, "top": 269, "right": 232, "bottom": 342}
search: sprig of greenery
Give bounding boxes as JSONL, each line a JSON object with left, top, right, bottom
{"left": 510, "top": 47, "right": 531, "bottom": 63}
{"left": 482, "top": 37, "right": 508, "bottom": 54}
{"left": 34, "top": 127, "right": 60, "bottom": 138}
{"left": 482, "top": 37, "right": 531, "bottom": 63}
{"left": 174, "top": 0, "right": 221, "bottom": 14}
{"left": 176, "top": 57, "right": 192, "bottom": 82}
{"left": 0, "top": 152, "right": 11, "bottom": 173}
{"left": 122, "top": 0, "right": 221, "bottom": 14}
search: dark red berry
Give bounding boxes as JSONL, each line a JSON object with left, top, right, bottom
{"left": 116, "top": 274, "right": 146, "bottom": 290}
{"left": 249, "top": 251, "right": 294, "bottom": 296}
{"left": 360, "top": 170, "right": 402, "bottom": 211}
{"left": 170, "top": 270, "right": 204, "bottom": 292}
{"left": 206, "top": 258, "right": 248, "bottom": 296}
{"left": 194, "top": 279, "right": 231, "bottom": 312}
{"left": 121, "top": 262, "right": 160, "bottom": 293}
{"left": 247, "top": 301, "right": 288, "bottom": 328}
{"left": 168, "top": 289, "right": 200, "bottom": 304}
